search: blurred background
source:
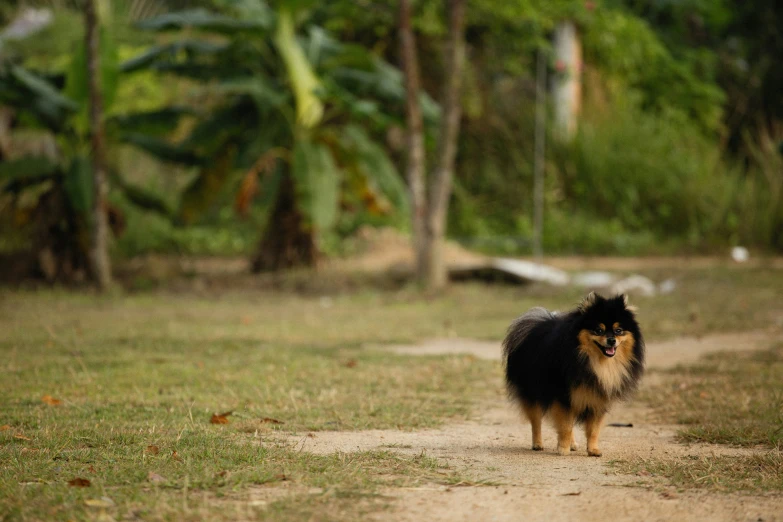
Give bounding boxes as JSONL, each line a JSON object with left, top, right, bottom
{"left": 1, "top": 0, "right": 781, "bottom": 289}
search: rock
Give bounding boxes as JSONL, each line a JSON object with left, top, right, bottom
{"left": 490, "top": 258, "right": 570, "bottom": 285}
{"left": 731, "top": 246, "right": 749, "bottom": 263}
{"left": 571, "top": 271, "right": 617, "bottom": 288}
{"left": 658, "top": 279, "right": 677, "bottom": 294}
{"left": 610, "top": 275, "right": 657, "bottom": 297}
{"left": 449, "top": 258, "right": 570, "bottom": 286}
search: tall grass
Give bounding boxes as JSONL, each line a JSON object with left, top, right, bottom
{"left": 554, "top": 92, "right": 783, "bottom": 252}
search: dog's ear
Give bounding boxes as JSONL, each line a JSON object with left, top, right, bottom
{"left": 621, "top": 294, "right": 639, "bottom": 313}
{"left": 578, "top": 292, "right": 599, "bottom": 313}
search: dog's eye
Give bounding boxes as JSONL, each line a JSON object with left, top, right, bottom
{"left": 593, "top": 328, "right": 604, "bottom": 335}
{"left": 614, "top": 328, "right": 623, "bottom": 335}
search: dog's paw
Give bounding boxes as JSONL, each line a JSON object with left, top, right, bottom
{"left": 532, "top": 444, "right": 544, "bottom": 451}
{"left": 587, "top": 448, "right": 602, "bottom": 457}
{"left": 557, "top": 446, "right": 571, "bottom": 456}
{"left": 570, "top": 442, "right": 579, "bottom": 451}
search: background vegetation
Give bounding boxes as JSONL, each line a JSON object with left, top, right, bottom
{"left": 1, "top": 0, "right": 782, "bottom": 282}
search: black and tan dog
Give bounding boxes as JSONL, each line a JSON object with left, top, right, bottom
{"left": 503, "top": 293, "right": 645, "bottom": 456}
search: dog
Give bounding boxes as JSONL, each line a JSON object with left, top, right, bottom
{"left": 502, "top": 292, "right": 645, "bottom": 456}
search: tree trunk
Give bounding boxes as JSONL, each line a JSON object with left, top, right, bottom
{"left": 422, "top": 0, "right": 466, "bottom": 290}
{"left": 251, "top": 173, "right": 317, "bottom": 272}
{"left": 553, "top": 20, "right": 582, "bottom": 141}
{"left": 85, "top": 0, "right": 112, "bottom": 290}
{"left": 398, "top": 0, "right": 428, "bottom": 284}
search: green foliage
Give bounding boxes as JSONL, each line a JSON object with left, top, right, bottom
{"left": 134, "top": 7, "right": 271, "bottom": 32}
{"left": 292, "top": 138, "right": 340, "bottom": 232}
{"left": 0, "top": 155, "right": 59, "bottom": 183}
{"left": 584, "top": 8, "right": 725, "bottom": 134}
{"left": 62, "top": 155, "right": 93, "bottom": 215}
{"left": 126, "top": 2, "right": 410, "bottom": 238}
{"left": 339, "top": 124, "right": 408, "bottom": 212}
{"left": 64, "top": 26, "right": 120, "bottom": 118}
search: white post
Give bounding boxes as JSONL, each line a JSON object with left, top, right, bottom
{"left": 553, "top": 20, "right": 582, "bottom": 141}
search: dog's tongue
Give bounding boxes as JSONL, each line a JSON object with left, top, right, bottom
{"left": 605, "top": 347, "right": 616, "bottom": 356}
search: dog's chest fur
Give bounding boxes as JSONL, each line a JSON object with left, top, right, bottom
{"left": 576, "top": 333, "right": 637, "bottom": 400}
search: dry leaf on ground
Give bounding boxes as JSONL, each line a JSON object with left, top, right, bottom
{"left": 68, "top": 477, "right": 91, "bottom": 487}
{"left": 13, "top": 434, "right": 31, "bottom": 441}
{"left": 261, "top": 417, "right": 284, "bottom": 425}
{"left": 210, "top": 411, "right": 232, "bottom": 424}
{"left": 0, "top": 425, "right": 10, "bottom": 431}
{"left": 146, "top": 445, "right": 160, "bottom": 455}
{"left": 41, "top": 395, "right": 62, "bottom": 406}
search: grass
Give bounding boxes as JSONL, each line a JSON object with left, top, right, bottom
{"left": 1, "top": 264, "right": 782, "bottom": 518}
{"left": 614, "top": 341, "right": 783, "bottom": 494}
{"left": 0, "top": 314, "right": 496, "bottom": 521}
{"left": 645, "top": 343, "right": 783, "bottom": 448}
{"left": 614, "top": 453, "right": 783, "bottom": 493}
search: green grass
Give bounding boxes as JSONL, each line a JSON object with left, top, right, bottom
{"left": 614, "top": 453, "right": 783, "bottom": 493}
{"left": 0, "top": 294, "right": 502, "bottom": 521}
{"left": 644, "top": 343, "right": 783, "bottom": 448}
{"left": 614, "top": 341, "right": 783, "bottom": 494}
{"left": 2, "top": 264, "right": 782, "bottom": 518}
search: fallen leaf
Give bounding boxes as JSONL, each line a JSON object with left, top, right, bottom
{"left": 41, "top": 395, "right": 62, "bottom": 406}
{"left": 210, "top": 411, "right": 232, "bottom": 424}
{"left": 344, "top": 359, "right": 358, "bottom": 368}
{"left": 146, "top": 445, "right": 160, "bottom": 455}
{"left": 147, "top": 472, "right": 167, "bottom": 484}
{"left": 661, "top": 491, "right": 678, "bottom": 499}
{"left": 699, "top": 391, "right": 710, "bottom": 399}
{"left": 170, "top": 451, "right": 181, "bottom": 461}
{"left": 274, "top": 473, "right": 287, "bottom": 481}
{"left": 0, "top": 425, "right": 10, "bottom": 431}
{"left": 68, "top": 477, "right": 91, "bottom": 487}
{"left": 261, "top": 417, "right": 284, "bottom": 425}
{"left": 216, "top": 471, "right": 228, "bottom": 478}
{"left": 14, "top": 434, "right": 31, "bottom": 441}
{"left": 84, "top": 498, "right": 114, "bottom": 508}
{"left": 88, "top": 465, "right": 97, "bottom": 473}
{"left": 562, "top": 491, "right": 581, "bottom": 496}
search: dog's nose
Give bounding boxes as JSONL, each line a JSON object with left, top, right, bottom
{"left": 606, "top": 337, "right": 616, "bottom": 347}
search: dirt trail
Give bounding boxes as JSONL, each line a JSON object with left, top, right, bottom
{"left": 289, "top": 332, "right": 783, "bottom": 522}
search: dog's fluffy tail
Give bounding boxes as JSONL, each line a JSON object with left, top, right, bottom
{"left": 502, "top": 307, "right": 556, "bottom": 360}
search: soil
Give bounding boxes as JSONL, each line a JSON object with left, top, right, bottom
{"left": 288, "top": 332, "right": 783, "bottom": 521}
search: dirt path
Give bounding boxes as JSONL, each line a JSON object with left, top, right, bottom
{"left": 289, "top": 332, "right": 783, "bottom": 522}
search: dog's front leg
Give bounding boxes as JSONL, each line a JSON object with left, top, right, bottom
{"left": 584, "top": 412, "right": 606, "bottom": 456}
{"left": 551, "top": 404, "right": 576, "bottom": 456}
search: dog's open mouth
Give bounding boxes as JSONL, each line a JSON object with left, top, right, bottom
{"left": 594, "top": 341, "right": 616, "bottom": 357}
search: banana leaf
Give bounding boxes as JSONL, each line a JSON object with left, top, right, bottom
{"left": 0, "top": 156, "right": 60, "bottom": 184}
{"left": 108, "top": 107, "right": 194, "bottom": 136}
{"left": 135, "top": 8, "right": 270, "bottom": 33}
{"left": 291, "top": 139, "right": 340, "bottom": 232}
{"left": 64, "top": 25, "right": 120, "bottom": 117}
{"left": 63, "top": 155, "right": 93, "bottom": 216}
{"left": 121, "top": 40, "right": 229, "bottom": 73}
{"left": 340, "top": 125, "right": 408, "bottom": 211}
{"left": 273, "top": 8, "right": 323, "bottom": 129}
{"left": 120, "top": 133, "right": 203, "bottom": 165}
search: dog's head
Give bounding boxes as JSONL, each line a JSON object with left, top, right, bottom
{"left": 577, "top": 292, "right": 639, "bottom": 359}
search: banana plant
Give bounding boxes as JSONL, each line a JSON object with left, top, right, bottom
{"left": 125, "top": 1, "right": 434, "bottom": 271}
{"left": 0, "top": 11, "right": 189, "bottom": 281}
